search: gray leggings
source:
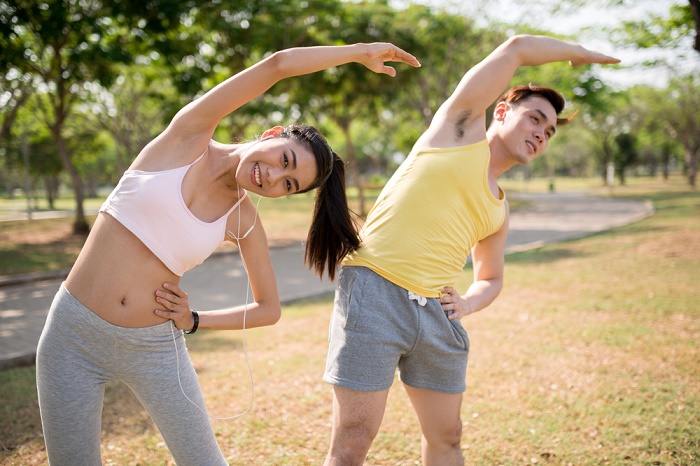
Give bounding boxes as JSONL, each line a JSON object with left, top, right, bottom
{"left": 36, "top": 283, "right": 227, "bottom": 465}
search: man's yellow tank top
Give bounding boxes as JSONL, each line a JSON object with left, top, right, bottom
{"left": 343, "top": 139, "right": 506, "bottom": 298}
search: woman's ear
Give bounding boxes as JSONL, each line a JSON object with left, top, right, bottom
{"left": 261, "top": 126, "right": 285, "bottom": 139}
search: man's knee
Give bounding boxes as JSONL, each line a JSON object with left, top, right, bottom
{"left": 329, "top": 423, "right": 378, "bottom": 464}
{"left": 425, "top": 418, "right": 463, "bottom": 449}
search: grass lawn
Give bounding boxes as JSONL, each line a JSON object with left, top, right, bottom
{"left": 0, "top": 177, "right": 698, "bottom": 464}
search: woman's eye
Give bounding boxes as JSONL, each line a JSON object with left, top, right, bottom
{"left": 286, "top": 180, "right": 291, "bottom": 191}
{"left": 283, "top": 154, "right": 288, "bottom": 167}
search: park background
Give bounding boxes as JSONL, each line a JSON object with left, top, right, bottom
{"left": 1, "top": 0, "right": 698, "bottom": 464}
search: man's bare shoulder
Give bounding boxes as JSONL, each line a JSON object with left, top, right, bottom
{"left": 412, "top": 112, "right": 488, "bottom": 153}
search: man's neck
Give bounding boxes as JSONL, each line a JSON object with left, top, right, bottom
{"left": 487, "top": 134, "right": 516, "bottom": 182}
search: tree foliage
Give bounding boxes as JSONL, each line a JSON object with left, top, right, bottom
{"left": 616, "top": 1, "right": 699, "bottom": 55}
{"left": 2, "top": 0, "right": 699, "bottom": 217}
{"left": 0, "top": 0, "right": 195, "bottom": 232}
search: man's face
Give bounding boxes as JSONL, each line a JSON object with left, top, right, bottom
{"left": 501, "top": 96, "right": 558, "bottom": 165}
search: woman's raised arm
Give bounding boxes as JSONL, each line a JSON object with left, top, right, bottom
{"left": 172, "top": 43, "right": 420, "bottom": 140}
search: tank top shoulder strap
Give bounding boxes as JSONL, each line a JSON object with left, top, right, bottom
{"left": 188, "top": 144, "right": 209, "bottom": 167}
{"left": 223, "top": 190, "right": 248, "bottom": 218}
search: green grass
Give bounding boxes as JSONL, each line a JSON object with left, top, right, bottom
{"left": 1, "top": 176, "right": 698, "bottom": 464}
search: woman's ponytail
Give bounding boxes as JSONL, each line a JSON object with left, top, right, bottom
{"left": 304, "top": 153, "right": 360, "bottom": 281}
{"left": 279, "top": 124, "right": 360, "bottom": 280}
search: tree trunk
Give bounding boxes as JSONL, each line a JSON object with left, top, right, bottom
{"left": 45, "top": 176, "right": 59, "bottom": 210}
{"left": 598, "top": 139, "right": 614, "bottom": 185}
{"left": 617, "top": 168, "right": 626, "bottom": 185}
{"left": 0, "top": 81, "right": 32, "bottom": 146}
{"left": 340, "top": 122, "right": 366, "bottom": 216}
{"left": 690, "top": 0, "right": 700, "bottom": 53}
{"left": 661, "top": 145, "right": 670, "bottom": 182}
{"left": 53, "top": 128, "right": 90, "bottom": 233}
{"left": 686, "top": 147, "right": 698, "bottom": 188}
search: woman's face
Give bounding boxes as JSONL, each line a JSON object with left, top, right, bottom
{"left": 237, "top": 137, "right": 319, "bottom": 198}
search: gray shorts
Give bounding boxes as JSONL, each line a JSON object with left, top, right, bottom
{"left": 324, "top": 266, "right": 470, "bottom": 394}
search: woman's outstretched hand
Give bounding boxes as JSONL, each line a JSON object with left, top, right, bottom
{"left": 359, "top": 43, "right": 421, "bottom": 76}
{"left": 154, "top": 282, "right": 196, "bottom": 332}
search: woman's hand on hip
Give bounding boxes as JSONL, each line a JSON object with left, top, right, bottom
{"left": 154, "top": 282, "right": 195, "bottom": 331}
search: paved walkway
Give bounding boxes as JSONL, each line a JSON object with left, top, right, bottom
{"left": 0, "top": 191, "right": 653, "bottom": 370}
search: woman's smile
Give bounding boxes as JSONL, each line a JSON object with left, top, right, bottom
{"left": 253, "top": 163, "right": 262, "bottom": 187}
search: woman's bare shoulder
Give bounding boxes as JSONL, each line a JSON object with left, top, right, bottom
{"left": 129, "top": 129, "right": 211, "bottom": 172}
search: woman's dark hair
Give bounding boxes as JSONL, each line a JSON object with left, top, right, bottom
{"left": 280, "top": 124, "right": 360, "bottom": 281}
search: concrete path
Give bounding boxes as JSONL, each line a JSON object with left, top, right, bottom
{"left": 0, "top": 191, "right": 653, "bottom": 370}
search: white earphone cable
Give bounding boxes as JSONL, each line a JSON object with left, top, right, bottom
{"left": 170, "top": 187, "right": 262, "bottom": 420}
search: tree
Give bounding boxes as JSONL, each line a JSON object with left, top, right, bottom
{"left": 581, "top": 97, "right": 626, "bottom": 184}
{"left": 613, "top": 132, "right": 638, "bottom": 184}
{"left": 288, "top": 0, "right": 420, "bottom": 216}
{"left": 664, "top": 75, "right": 700, "bottom": 187}
{"left": 624, "top": 84, "right": 683, "bottom": 181}
{"left": 0, "top": 0, "right": 195, "bottom": 233}
{"left": 191, "top": 0, "right": 343, "bottom": 142}
{"left": 692, "top": 0, "right": 700, "bottom": 52}
{"left": 618, "top": 1, "right": 699, "bottom": 56}
{"left": 26, "top": 135, "right": 63, "bottom": 209}
{"left": 629, "top": 77, "right": 700, "bottom": 187}
{"left": 88, "top": 65, "right": 174, "bottom": 177}
{"left": 3, "top": 99, "right": 63, "bottom": 208}
{"left": 0, "top": 70, "right": 34, "bottom": 145}
{"left": 612, "top": 1, "right": 700, "bottom": 186}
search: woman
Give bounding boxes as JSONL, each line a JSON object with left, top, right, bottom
{"left": 36, "top": 43, "right": 420, "bottom": 465}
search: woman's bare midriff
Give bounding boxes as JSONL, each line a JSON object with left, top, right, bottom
{"left": 65, "top": 213, "right": 181, "bottom": 328}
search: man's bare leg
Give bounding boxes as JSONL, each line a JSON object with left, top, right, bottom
{"left": 324, "top": 386, "right": 390, "bottom": 466}
{"left": 404, "top": 385, "right": 464, "bottom": 466}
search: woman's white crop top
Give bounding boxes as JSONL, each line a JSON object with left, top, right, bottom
{"left": 99, "top": 149, "right": 246, "bottom": 276}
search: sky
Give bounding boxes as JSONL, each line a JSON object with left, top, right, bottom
{"left": 394, "top": 0, "right": 699, "bottom": 89}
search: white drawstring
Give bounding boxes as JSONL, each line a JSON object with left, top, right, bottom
{"left": 408, "top": 291, "right": 427, "bottom": 306}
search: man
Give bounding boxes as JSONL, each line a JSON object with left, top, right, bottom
{"left": 322, "top": 34, "right": 620, "bottom": 465}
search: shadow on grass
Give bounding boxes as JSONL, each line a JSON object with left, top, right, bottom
{"left": 0, "top": 245, "right": 77, "bottom": 275}
{"left": 617, "top": 190, "right": 699, "bottom": 217}
{"left": 504, "top": 245, "right": 583, "bottom": 265}
{"left": 0, "top": 366, "right": 42, "bottom": 456}
{"left": 502, "top": 221, "right": 670, "bottom": 266}
{"left": 188, "top": 335, "right": 243, "bottom": 353}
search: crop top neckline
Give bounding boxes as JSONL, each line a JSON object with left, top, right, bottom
{"left": 126, "top": 148, "right": 247, "bottom": 226}
{"left": 99, "top": 145, "right": 248, "bottom": 276}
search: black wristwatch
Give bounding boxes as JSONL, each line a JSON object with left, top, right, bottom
{"left": 184, "top": 310, "right": 199, "bottom": 334}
